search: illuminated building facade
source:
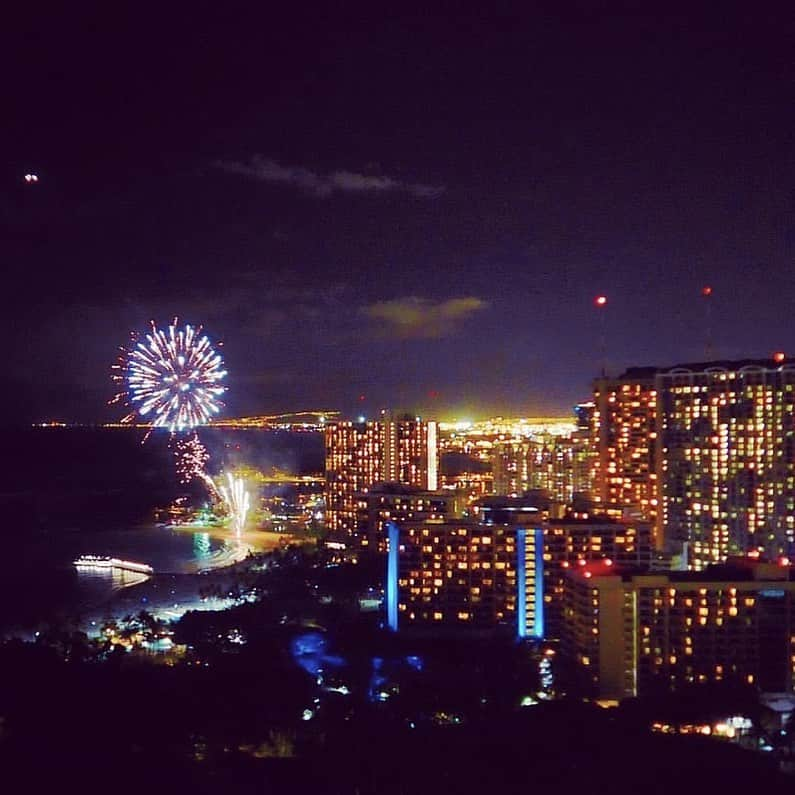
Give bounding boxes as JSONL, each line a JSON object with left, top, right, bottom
{"left": 325, "top": 421, "right": 386, "bottom": 539}
{"left": 386, "top": 417, "right": 438, "bottom": 491}
{"left": 386, "top": 498, "right": 543, "bottom": 636}
{"left": 528, "top": 435, "right": 579, "bottom": 504}
{"left": 492, "top": 439, "right": 530, "bottom": 496}
{"left": 324, "top": 417, "right": 439, "bottom": 541}
{"left": 593, "top": 371, "right": 658, "bottom": 523}
{"left": 594, "top": 358, "right": 795, "bottom": 569}
{"left": 493, "top": 432, "right": 594, "bottom": 507}
{"left": 562, "top": 557, "right": 795, "bottom": 700}
{"left": 542, "top": 517, "right": 652, "bottom": 639}
{"left": 355, "top": 483, "right": 457, "bottom": 553}
{"left": 439, "top": 471, "right": 494, "bottom": 505}
{"left": 658, "top": 363, "right": 795, "bottom": 569}
{"left": 571, "top": 402, "right": 597, "bottom": 503}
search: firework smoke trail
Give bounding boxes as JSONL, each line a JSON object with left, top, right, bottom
{"left": 173, "top": 434, "right": 220, "bottom": 499}
{"left": 220, "top": 473, "right": 250, "bottom": 536}
{"left": 111, "top": 318, "right": 227, "bottom": 432}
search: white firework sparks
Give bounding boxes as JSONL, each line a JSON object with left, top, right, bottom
{"left": 112, "top": 318, "right": 227, "bottom": 432}
{"left": 220, "top": 472, "right": 250, "bottom": 536}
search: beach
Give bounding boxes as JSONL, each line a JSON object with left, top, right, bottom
{"left": 165, "top": 524, "right": 285, "bottom": 572}
{"left": 2, "top": 523, "right": 294, "bottom": 639}
{"left": 71, "top": 526, "right": 291, "bottom": 634}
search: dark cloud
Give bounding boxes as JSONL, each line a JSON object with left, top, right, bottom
{"left": 214, "top": 156, "right": 444, "bottom": 198}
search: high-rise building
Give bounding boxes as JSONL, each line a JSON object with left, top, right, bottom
{"left": 385, "top": 497, "right": 544, "bottom": 637}
{"left": 658, "top": 363, "right": 795, "bottom": 568}
{"left": 571, "top": 402, "right": 597, "bottom": 503}
{"left": 493, "top": 432, "right": 594, "bottom": 508}
{"left": 562, "top": 556, "right": 795, "bottom": 701}
{"left": 527, "top": 434, "right": 579, "bottom": 505}
{"left": 593, "top": 358, "right": 795, "bottom": 568}
{"left": 542, "top": 516, "right": 652, "bottom": 639}
{"left": 492, "top": 439, "right": 530, "bottom": 496}
{"left": 574, "top": 401, "right": 596, "bottom": 432}
{"left": 325, "top": 420, "right": 386, "bottom": 540}
{"left": 439, "top": 471, "right": 494, "bottom": 505}
{"left": 592, "top": 370, "right": 658, "bottom": 523}
{"left": 324, "top": 416, "right": 439, "bottom": 542}
{"left": 492, "top": 404, "right": 596, "bottom": 510}
{"left": 355, "top": 483, "right": 457, "bottom": 553}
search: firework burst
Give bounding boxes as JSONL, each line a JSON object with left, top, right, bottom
{"left": 112, "top": 318, "right": 227, "bottom": 432}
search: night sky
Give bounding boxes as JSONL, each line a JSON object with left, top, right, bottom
{"left": 4, "top": 5, "right": 794, "bottom": 423}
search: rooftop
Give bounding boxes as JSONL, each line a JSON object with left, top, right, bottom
{"left": 570, "top": 556, "right": 794, "bottom": 583}
{"left": 611, "top": 357, "right": 790, "bottom": 381}
{"left": 367, "top": 482, "right": 446, "bottom": 497}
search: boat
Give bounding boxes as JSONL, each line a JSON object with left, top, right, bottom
{"left": 73, "top": 555, "right": 154, "bottom": 575}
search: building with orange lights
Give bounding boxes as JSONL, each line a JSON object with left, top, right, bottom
{"left": 542, "top": 516, "right": 652, "bottom": 639}
{"left": 492, "top": 407, "right": 595, "bottom": 509}
{"left": 324, "top": 417, "right": 439, "bottom": 543}
{"left": 562, "top": 556, "right": 795, "bottom": 700}
{"left": 355, "top": 483, "right": 458, "bottom": 553}
{"left": 383, "top": 498, "right": 651, "bottom": 639}
{"left": 386, "top": 498, "right": 544, "bottom": 637}
{"left": 658, "top": 363, "right": 795, "bottom": 569}
{"left": 492, "top": 438, "right": 531, "bottom": 497}
{"left": 593, "top": 358, "right": 795, "bottom": 569}
{"left": 592, "top": 370, "right": 658, "bottom": 523}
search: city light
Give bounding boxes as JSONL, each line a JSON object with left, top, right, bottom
{"left": 13, "top": 9, "right": 795, "bottom": 783}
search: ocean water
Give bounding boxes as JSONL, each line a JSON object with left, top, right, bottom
{"left": 0, "top": 426, "right": 323, "bottom": 631}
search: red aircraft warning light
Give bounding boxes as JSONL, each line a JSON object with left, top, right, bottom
{"left": 774, "top": 352, "right": 785, "bottom": 364}
{"left": 595, "top": 295, "right": 607, "bottom": 307}
{"left": 702, "top": 285, "right": 712, "bottom": 297}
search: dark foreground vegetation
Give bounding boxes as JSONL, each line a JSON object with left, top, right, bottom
{"left": 0, "top": 546, "right": 790, "bottom": 793}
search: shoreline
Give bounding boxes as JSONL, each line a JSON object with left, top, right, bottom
{"left": 73, "top": 527, "right": 298, "bottom": 633}
{"left": 163, "top": 525, "right": 286, "bottom": 573}
{"left": 3, "top": 526, "right": 297, "bottom": 640}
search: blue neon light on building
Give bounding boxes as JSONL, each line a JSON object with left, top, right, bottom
{"left": 386, "top": 521, "right": 399, "bottom": 631}
{"left": 516, "top": 528, "right": 527, "bottom": 638}
{"left": 516, "top": 526, "right": 544, "bottom": 640}
{"left": 533, "top": 526, "right": 544, "bottom": 638}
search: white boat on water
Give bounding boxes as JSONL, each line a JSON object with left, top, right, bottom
{"left": 73, "top": 555, "right": 154, "bottom": 575}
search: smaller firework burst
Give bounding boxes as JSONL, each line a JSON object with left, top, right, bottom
{"left": 172, "top": 434, "right": 219, "bottom": 498}
{"left": 174, "top": 434, "right": 208, "bottom": 483}
{"left": 220, "top": 472, "right": 250, "bottom": 536}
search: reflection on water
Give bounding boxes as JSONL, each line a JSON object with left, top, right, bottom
{"left": 2, "top": 517, "right": 276, "bottom": 634}
{"left": 193, "top": 532, "right": 211, "bottom": 560}
{"left": 75, "top": 567, "right": 151, "bottom": 593}
{"left": 71, "top": 525, "right": 237, "bottom": 574}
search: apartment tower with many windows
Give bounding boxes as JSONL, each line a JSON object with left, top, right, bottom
{"left": 324, "top": 416, "right": 439, "bottom": 544}
{"left": 593, "top": 358, "right": 795, "bottom": 569}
